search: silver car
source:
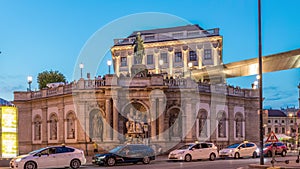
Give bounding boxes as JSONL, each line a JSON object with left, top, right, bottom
{"left": 10, "top": 145, "right": 86, "bottom": 169}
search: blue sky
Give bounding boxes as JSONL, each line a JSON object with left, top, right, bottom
{"left": 0, "top": 0, "right": 299, "bottom": 109}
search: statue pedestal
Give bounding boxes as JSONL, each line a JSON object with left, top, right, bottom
{"left": 131, "top": 64, "right": 148, "bottom": 77}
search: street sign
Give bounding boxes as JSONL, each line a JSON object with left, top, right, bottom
{"left": 266, "top": 131, "right": 279, "bottom": 142}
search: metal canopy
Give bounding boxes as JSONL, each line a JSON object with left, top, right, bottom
{"left": 192, "top": 48, "right": 300, "bottom": 79}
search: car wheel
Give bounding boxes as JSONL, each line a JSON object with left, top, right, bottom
{"left": 106, "top": 157, "right": 116, "bottom": 166}
{"left": 142, "top": 156, "right": 150, "bottom": 164}
{"left": 209, "top": 153, "right": 216, "bottom": 161}
{"left": 234, "top": 152, "right": 240, "bottom": 159}
{"left": 70, "top": 159, "right": 81, "bottom": 169}
{"left": 267, "top": 151, "right": 272, "bottom": 157}
{"left": 24, "top": 161, "right": 37, "bottom": 169}
{"left": 252, "top": 151, "right": 257, "bottom": 158}
{"left": 281, "top": 150, "right": 287, "bottom": 157}
{"left": 184, "top": 154, "right": 192, "bottom": 162}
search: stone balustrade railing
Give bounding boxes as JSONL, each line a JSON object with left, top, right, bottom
{"left": 14, "top": 75, "right": 258, "bottom": 100}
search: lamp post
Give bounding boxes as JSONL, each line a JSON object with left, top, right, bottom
{"left": 289, "top": 111, "right": 298, "bottom": 150}
{"left": 79, "top": 63, "right": 84, "bottom": 79}
{"left": 258, "top": 0, "right": 264, "bottom": 164}
{"left": 27, "top": 76, "right": 32, "bottom": 91}
{"left": 107, "top": 60, "right": 112, "bottom": 75}
{"left": 188, "top": 62, "right": 193, "bottom": 78}
{"left": 159, "top": 59, "right": 163, "bottom": 74}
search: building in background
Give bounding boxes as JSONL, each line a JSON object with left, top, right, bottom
{"left": 13, "top": 25, "right": 260, "bottom": 155}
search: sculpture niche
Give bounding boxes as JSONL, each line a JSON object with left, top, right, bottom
{"left": 131, "top": 32, "right": 148, "bottom": 77}
{"left": 125, "top": 108, "right": 148, "bottom": 144}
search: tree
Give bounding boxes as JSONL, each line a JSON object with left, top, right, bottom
{"left": 37, "top": 70, "right": 66, "bottom": 89}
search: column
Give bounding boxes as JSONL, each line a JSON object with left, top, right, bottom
{"left": 184, "top": 100, "right": 193, "bottom": 141}
{"left": 150, "top": 99, "right": 157, "bottom": 141}
{"left": 154, "top": 50, "right": 159, "bottom": 74}
{"left": 127, "top": 52, "right": 133, "bottom": 75}
{"left": 113, "top": 99, "right": 119, "bottom": 142}
{"left": 197, "top": 48, "right": 203, "bottom": 69}
{"left": 105, "top": 99, "right": 112, "bottom": 141}
{"left": 115, "top": 55, "right": 120, "bottom": 77}
{"left": 182, "top": 48, "right": 188, "bottom": 74}
{"left": 213, "top": 47, "right": 219, "bottom": 66}
{"left": 168, "top": 50, "right": 174, "bottom": 75}
{"left": 158, "top": 98, "right": 165, "bottom": 141}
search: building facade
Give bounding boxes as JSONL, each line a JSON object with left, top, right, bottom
{"left": 13, "top": 25, "right": 260, "bottom": 155}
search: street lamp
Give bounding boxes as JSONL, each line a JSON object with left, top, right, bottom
{"left": 79, "top": 63, "right": 84, "bottom": 79}
{"left": 289, "top": 111, "right": 298, "bottom": 150}
{"left": 188, "top": 62, "right": 193, "bottom": 78}
{"left": 107, "top": 60, "right": 112, "bottom": 75}
{"left": 27, "top": 76, "right": 33, "bottom": 91}
{"left": 159, "top": 59, "right": 163, "bottom": 74}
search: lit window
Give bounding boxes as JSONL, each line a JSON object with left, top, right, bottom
{"left": 204, "top": 49, "right": 212, "bottom": 60}
{"left": 175, "top": 52, "right": 182, "bottom": 62}
{"left": 121, "top": 57, "right": 127, "bottom": 67}
{"left": 160, "top": 53, "right": 168, "bottom": 63}
{"left": 147, "top": 54, "right": 153, "bottom": 65}
{"left": 189, "top": 50, "right": 197, "bottom": 61}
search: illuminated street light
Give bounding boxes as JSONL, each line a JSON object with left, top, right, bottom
{"left": 27, "top": 76, "right": 33, "bottom": 91}
{"left": 107, "top": 60, "right": 112, "bottom": 74}
{"left": 79, "top": 63, "right": 84, "bottom": 79}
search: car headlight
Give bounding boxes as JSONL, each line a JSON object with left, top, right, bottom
{"left": 15, "top": 158, "right": 22, "bottom": 162}
{"left": 97, "top": 156, "right": 106, "bottom": 159}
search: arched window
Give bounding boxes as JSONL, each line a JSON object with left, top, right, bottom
{"left": 49, "top": 113, "right": 58, "bottom": 140}
{"left": 33, "top": 115, "right": 41, "bottom": 141}
{"left": 66, "top": 112, "right": 76, "bottom": 139}
{"left": 217, "top": 111, "right": 227, "bottom": 138}
{"left": 197, "top": 109, "right": 208, "bottom": 138}
{"left": 235, "top": 113, "right": 243, "bottom": 138}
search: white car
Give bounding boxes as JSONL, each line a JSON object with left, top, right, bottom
{"left": 10, "top": 145, "right": 86, "bottom": 169}
{"left": 168, "top": 142, "right": 218, "bottom": 162}
{"left": 219, "top": 141, "right": 258, "bottom": 159}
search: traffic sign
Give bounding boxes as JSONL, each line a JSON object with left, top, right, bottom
{"left": 265, "top": 131, "right": 279, "bottom": 142}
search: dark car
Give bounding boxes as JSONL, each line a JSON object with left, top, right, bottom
{"left": 263, "top": 142, "right": 287, "bottom": 157}
{"left": 92, "top": 144, "right": 155, "bottom": 166}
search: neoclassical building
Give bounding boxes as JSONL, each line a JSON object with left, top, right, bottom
{"left": 13, "top": 25, "right": 260, "bottom": 155}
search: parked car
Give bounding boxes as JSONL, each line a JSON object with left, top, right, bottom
{"left": 219, "top": 141, "right": 258, "bottom": 159}
{"left": 10, "top": 145, "right": 86, "bottom": 169}
{"left": 92, "top": 144, "right": 155, "bottom": 166}
{"left": 263, "top": 142, "right": 288, "bottom": 157}
{"left": 168, "top": 142, "right": 218, "bottom": 162}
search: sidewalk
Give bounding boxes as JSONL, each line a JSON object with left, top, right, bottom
{"left": 248, "top": 150, "right": 300, "bottom": 169}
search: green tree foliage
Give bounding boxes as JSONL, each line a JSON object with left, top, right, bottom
{"left": 37, "top": 70, "right": 66, "bottom": 89}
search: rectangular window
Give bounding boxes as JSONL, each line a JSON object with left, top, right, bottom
{"left": 147, "top": 54, "right": 153, "bottom": 65}
{"left": 121, "top": 57, "right": 127, "bottom": 67}
{"left": 275, "top": 127, "right": 278, "bottom": 133}
{"left": 282, "top": 127, "right": 285, "bottom": 134}
{"left": 268, "top": 128, "right": 271, "bottom": 134}
{"left": 160, "top": 52, "right": 168, "bottom": 63}
{"left": 145, "top": 35, "right": 155, "bottom": 41}
{"left": 189, "top": 50, "right": 197, "bottom": 61}
{"left": 175, "top": 52, "right": 182, "bottom": 62}
{"left": 204, "top": 49, "right": 212, "bottom": 60}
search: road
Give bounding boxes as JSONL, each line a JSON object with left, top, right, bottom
{"left": 3, "top": 156, "right": 299, "bottom": 169}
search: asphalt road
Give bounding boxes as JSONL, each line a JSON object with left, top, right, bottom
{"left": 3, "top": 156, "right": 300, "bottom": 169}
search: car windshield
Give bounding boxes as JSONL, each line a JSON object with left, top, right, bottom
{"left": 109, "top": 145, "right": 125, "bottom": 154}
{"left": 178, "top": 144, "right": 193, "bottom": 150}
{"left": 29, "top": 147, "right": 47, "bottom": 155}
{"left": 227, "top": 143, "right": 240, "bottom": 148}
{"left": 264, "top": 143, "right": 272, "bottom": 148}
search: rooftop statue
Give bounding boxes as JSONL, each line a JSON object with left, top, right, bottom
{"left": 133, "top": 32, "right": 145, "bottom": 64}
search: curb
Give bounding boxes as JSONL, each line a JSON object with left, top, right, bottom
{"left": 248, "top": 164, "right": 300, "bottom": 169}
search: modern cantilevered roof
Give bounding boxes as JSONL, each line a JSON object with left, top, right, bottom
{"left": 192, "top": 48, "right": 300, "bottom": 79}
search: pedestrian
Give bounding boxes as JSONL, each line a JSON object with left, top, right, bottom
{"left": 93, "top": 142, "right": 98, "bottom": 154}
